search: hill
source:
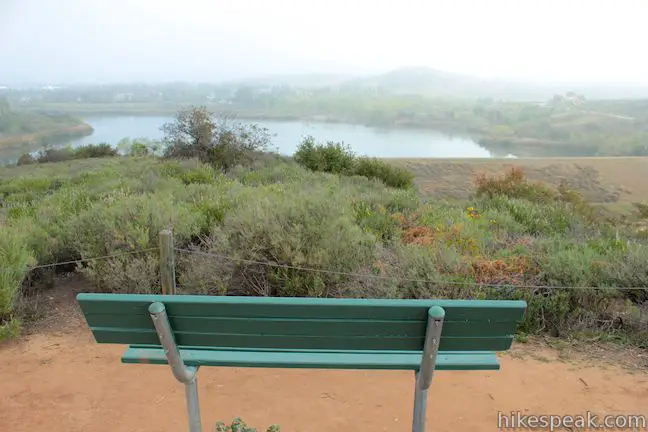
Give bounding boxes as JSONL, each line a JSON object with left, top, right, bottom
{"left": 331, "top": 67, "right": 648, "bottom": 100}
{"left": 223, "top": 73, "right": 355, "bottom": 89}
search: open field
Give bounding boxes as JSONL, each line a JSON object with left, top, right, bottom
{"left": 1, "top": 279, "right": 646, "bottom": 432}
{"left": 389, "top": 157, "right": 648, "bottom": 212}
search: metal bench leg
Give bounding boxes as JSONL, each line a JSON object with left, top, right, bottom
{"left": 412, "top": 306, "right": 445, "bottom": 432}
{"left": 149, "top": 302, "right": 203, "bottom": 432}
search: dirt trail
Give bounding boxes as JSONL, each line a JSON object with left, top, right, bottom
{"left": 1, "top": 285, "right": 647, "bottom": 432}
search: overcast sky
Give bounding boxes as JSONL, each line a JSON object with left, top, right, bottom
{"left": 1, "top": 0, "right": 646, "bottom": 85}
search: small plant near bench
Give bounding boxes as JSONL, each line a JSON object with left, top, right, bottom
{"left": 215, "top": 417, "right": 280, "bottom": 432}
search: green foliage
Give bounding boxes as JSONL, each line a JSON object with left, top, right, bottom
{"left": 193, "top": 182, "right": 379, "bottom": 297}
{"left": 73, "top": 143, "right": 118, "bottom": 159}
{"left": 162, "top": 106, "right": 273, "bottom": 171}
{"left": 17, "top": 143, "right": 119, "bottom": 166}
{"left": 633, "top": 202, "right": 648, "bottom": 219}
{"left": 293, "top": 135, "right": 356, "bottom": 174}
{"left": 294, "top": 136, "right": 414, "bottom": 189}
{"left": 0, "top": 318, "right": 21, "bottom": 342}
{"left": 353, "top": 157, "right": 415, "bottom": 189}
{"left": 0, "top": 230, "right": 35, "bottom": 324}
{"left": 215, "top": 418, "right": 280, "bottom": 432}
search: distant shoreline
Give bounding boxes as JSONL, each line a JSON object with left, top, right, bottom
{"left": 0, "top": 123, "right": 94, "bottom": 149}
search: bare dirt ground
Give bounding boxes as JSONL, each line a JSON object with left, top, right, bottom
{"left": 1, "top": 278, "right": 647, "bottom": 432}
{"left": 389, "top": 157, "right": 648, "bottom": 211}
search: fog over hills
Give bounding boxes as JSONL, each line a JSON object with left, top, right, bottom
{"left": 226, "top": 67, "right": 648, "bottom": 101}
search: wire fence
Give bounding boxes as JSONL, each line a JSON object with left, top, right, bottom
{"left": 0, "top": 248, "right": 158, "bottom": 274}
{"left": 174, "top": 248, "right": 648, "bottom": 292}
{"left": 0, "top": 243, "right": 646, "bottom": 292}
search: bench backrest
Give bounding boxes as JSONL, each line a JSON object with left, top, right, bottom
{"left": 77, "top": 293, "right": 526, "bottom": 352}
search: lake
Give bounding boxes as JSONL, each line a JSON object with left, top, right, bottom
{"left": 67, "top": 116, "right": 493, "bottom": 158}
{"left": 1, "top": 116, "right": 499, "bottom": 165}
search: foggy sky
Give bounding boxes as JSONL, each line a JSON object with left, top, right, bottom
{"left": 1, "top": 0, "right": 647, "bottom": 85}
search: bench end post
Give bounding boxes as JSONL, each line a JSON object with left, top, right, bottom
{"left": 149, "top": 302, "right": 203, "bottom": 432}
{"left": 412, "top": 305, "right": 445, "bottom": 432}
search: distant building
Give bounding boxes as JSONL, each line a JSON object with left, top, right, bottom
{"left": 114, "top": 92, "right": 134, "bottom": 102}
{"left": 550, "top": 92, "right": 584, "bottom": 106}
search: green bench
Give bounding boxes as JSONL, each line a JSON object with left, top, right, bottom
{"left": 76, "top": 293, "right": 526, "bottom": 432}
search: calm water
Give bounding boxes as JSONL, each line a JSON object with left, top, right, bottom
{"left": 1, "top": 116, "right": 496, "bottom": 165}
{"left": 68, "top": 116, "right": 493, "bottom": 158}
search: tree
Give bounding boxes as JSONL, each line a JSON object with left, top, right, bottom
{"left": 161, "top": 106, "right": 274, "bottom": 171}
{"left": 161, "top": 106, "right": 215, "bottom": 161}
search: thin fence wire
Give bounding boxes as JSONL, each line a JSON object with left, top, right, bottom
{"left": 175, "top": 247, "right": 648, "bottom": 292}
{"left": 0, "top": 247, "right": 158, "bottom": 274}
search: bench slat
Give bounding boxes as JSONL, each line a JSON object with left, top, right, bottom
{"left": 88, "top": 327, "right": 515, "bottom": 351}
{"left": 77, "top": 294, "right": 526, "bottom": 354}
{"left": 82, "top": 314, "right": 519, "bottom": 338}
{"left": 122, "top": 346, "right": 501, "bottom": 371}
{"left": 77, "top": 294, "right": 527, "bottom": 322}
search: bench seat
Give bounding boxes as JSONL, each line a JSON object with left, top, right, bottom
{"left": 122, "top": 346, "right": 500, "bottom": 370}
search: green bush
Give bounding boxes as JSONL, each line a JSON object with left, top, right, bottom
{"left": 353, "top": 157, "right": 415, "bottom": 189}
{"left": 68, "top": 192, "right": 205, "bottom": 291}
{"left": 73, "top": 143, "right": 119, "bottom": 159}
{"left": 215, "top": 418, "right": 279, "bottom": 432}
{"left": 34, "top": 147, "right": 75, "bottom": 163}
{"left": 293, "top": 136, "right": 414, "bottom": 189}
{"left": 0, "top": 230, "right": 35, "bottom": 336}
{"left": 181, "top": 184, "right": 378, "bottom": 297}
{"left": 293, "top": 135, "right": 356, "bottom": 174}
{"left": 23, "top": 144, "right": 118, "bottom": 165}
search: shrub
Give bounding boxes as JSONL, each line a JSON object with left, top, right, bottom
{"left": 181, "top": 184, "right": 378, "bottom": 297}
{"left": 16, "top": 153, "right": 35, "bottom": 166}
{"left": 129, "top": 141, "right": 150, "bottom": 156}
{"left": 0, "top": 230, "right": 35, "bottom": 335}
{"left": 475, "top": 166, "right": 555, "bottom": 202}
{"left": 353, "top": 157, "right": 415, "bottom": 189}
{"left": 162, "top": 106, "right": 273, "bottom": 171}
{"left": 293, "top": 136, "right": 414, "bottom": 189}
{"left": 215, "top": 418, "right": 279, "bottom": 432}
{"left": 34, "top": 147, "right": 74, "bottom": 163}
{"left": 293, "top": 135, "right": 356, "bottom": 174}
{"left": 27, "top": 144, "right": 118, "bottom": 165}
{"left": 73, "top": 143, "right": 119, "bottom": 159}
{"left": 67, "top": 192, "right": 205, "bottom": 291}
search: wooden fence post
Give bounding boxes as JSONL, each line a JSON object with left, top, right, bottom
{"left": 159, "top": 229, "right": 176, "bottom": 295}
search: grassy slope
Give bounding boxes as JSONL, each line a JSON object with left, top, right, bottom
{"left": 1, "top": 155, "right": 647, "bottom": 346}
